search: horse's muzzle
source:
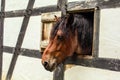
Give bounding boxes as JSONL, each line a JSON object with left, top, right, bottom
{"left": 42, "top": 59, "right": 57, "bottom": 72}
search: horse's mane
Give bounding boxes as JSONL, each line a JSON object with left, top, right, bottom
{"left": 73, "top": 13, "right": 93, "bottom": 49}
{"left": 50, "top": 13, "right": 93, "bottom": 54}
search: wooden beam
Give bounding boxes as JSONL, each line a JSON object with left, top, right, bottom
{"left": 57, "top": 0, "right": 67, "bottom": 16}
{"left": 0, "top": 0, "right": 5, "bottom": 80}
{"left": 5, "top": 5, "right": 59, "bottom": 18}
{"left": 3, "top": 0, "right": 120, "bottom": 18}
{"left": 65, "top": 56, "right": 120, "bottom": 72}
{"left": 3, "top": 46, "right": 41, "bottom": 59}
{"left": 3, "top": 45, "right": 120, "bottom": 72}
{"left": 5, "top": 0, "right": 35, "bottom": 80}
{"left": 53, "top": 63, "right": 65, "bottom": 80}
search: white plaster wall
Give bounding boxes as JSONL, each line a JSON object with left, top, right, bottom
{"left": 33, "top": 0, "right": 57, "bottom": 8}
{"left": 4, "top": 16, "right": 41, "bottom": 49}
{"left": 0, "top": 1, "right": 1, "bottom": 11}
{"left": 65, "top": 66, "right": 120, "bottom": 80}
{"left": 4, "top": 17, "right": 23, "bottom": 47}
{"left": 5, "top": 0, "right": 29, "bottom": 11}
{"left": 99, "top": 8, "right": 120, "bottom": 59}
{"left": 21, "top": 16, "right": 41, "bottom": 50}
{"left": 68, "top": 0, "right": 85, "bottom": 2}
{"left": 3, "top": 15, "right": 53, "bottom": 79}
{"left": 3, "top": 53, "right": 53, "bottom": 80}
{"left": 3, "top": 0, "right": 120, "bottom": 80}
{"left": 5, "top": 0, "right": 85, "bottom": 11}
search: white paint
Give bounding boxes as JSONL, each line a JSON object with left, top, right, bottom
{"left": 3, "top": 53, "right": 13, "bottom": 74}
{"left": 65, "top": 66, "right": 120, "bottom": 80}
{"left": 33, "top": 0, "right": 57, "bottom": 8}
{"left": 4, "top": 17, "right": 23, "bottom": 47}
{"left": 21, "top": 16, "right": 41, "bottom": 50}
{"left": 5, "top": 0, "right": 88, "bottom": 11}
{"left": 5, "top": 0, "right": 29, "bottom": 11}
{"left": 99, "top": 8, "right": 120, "bottom": 59}
{"left": 4, "top": 16, "right": 41, "bottom": 50}
{"left": 0, "top": 1, "right": 1, "bottom": 11}
{"left": 3, "top": 53, "right": 53, "bottom": 80}
{"left": 68, "top": 0, "right": 85, "bottom": 2}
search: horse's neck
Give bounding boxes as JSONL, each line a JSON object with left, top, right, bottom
{"left": 75, "top": 44, "right": 82, "bottom": 55}
{"left": 74, "top": 31, "right": 83, "bottom": 55}
{"left": 75, "top": 44, "right": 91, "bottom": 55}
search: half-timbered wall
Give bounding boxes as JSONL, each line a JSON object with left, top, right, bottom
{"left": 2, "top": 0, "right": 120, "bottom": 80}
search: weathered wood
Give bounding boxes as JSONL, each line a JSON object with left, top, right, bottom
{"left": 57, "top": 0, "right": 67, "bottom": 16}
{"left": 65, "top": 56, "right": 120, "bottom": 72}
{"left": 3, "top": 0, "right": 120, "bottom": 18}
{"left": 5, "top": 0, "right": 35, "bottom": 80}
{"left": 3, "top": 46, "right": 41, "bottom": 59}
{"left": 5, "top": 5, "right": 59, "bottom": 18}
{"left": 92, "top": 7, "right": 100, "bottom": 58}
{"left": 53, "top": 63, "right": 65, "bottom": 80}
{"left": 0, "top": 0, "right": 5, "bottom": 80}
{"left": 3, "top": 45, "right": 120, "bottom": 72}
{"left": 67, "top": 0, "right": 120, "bottom": 11}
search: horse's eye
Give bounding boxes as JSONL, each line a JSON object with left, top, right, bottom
{"left": 57, "top": 35, "right": 64, "bottom": 41}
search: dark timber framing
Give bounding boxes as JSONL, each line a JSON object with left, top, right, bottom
{"left": 3, "top": 46, "right": 41, "bottom": 58}
{"left": 0, "top": 0, "right": 5, "bottom": 80}
{"left": 5, "top": 0, "right": 35, "bottom": 80}
{"left": 1, "top": 0, "right": 120, "bottom": 80}
{"left": 53, "top": 0, "right": 67, "bottom": 80}
{"left": 3, "top": 46, "right": 120, "bottom": 72}
{"left": 3, "top": 0, "right": 120, "bottom": 18}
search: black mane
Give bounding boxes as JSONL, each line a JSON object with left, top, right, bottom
{"left": 50, "top": 13, "right": 93, "bottom": 54}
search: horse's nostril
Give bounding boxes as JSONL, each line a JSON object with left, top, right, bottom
{"left": 43, "top": 61, "right": 48, "bottom": 68}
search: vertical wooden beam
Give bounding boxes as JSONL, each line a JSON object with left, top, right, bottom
{"left": 53, "top": 0, "right": 68, "bottom": 80}
{"left": 57, "top": 0, "right": 67, "bottom": 16}
{"left": 53, "top": 63, "right": 65, "bottom": 80}
{"left": 92, "top": 7, "right": 100, "bottom": 58}
{"left": 5, "top": 0, "right": 35, "bottom": 80}
{"left": 0, "top": 0, "right": 5, "bottom": 80}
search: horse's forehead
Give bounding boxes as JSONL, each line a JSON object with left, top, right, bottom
{"left": 57, "top": 29, "right": 63, "bottom": 35}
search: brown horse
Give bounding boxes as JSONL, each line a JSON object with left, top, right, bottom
{"left": 41, "top": 12, "right": 93, "bottom": 71}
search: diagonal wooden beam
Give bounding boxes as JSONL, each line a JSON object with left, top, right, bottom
{"left": 5, "top": 0, "right": 35, "bottom": 80}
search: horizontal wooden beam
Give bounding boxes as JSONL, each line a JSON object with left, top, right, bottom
{"left": 3, "top": 0, "right": 120, "bottom": 18}
{"left": 65, "top": 55, "right": 120, "bottom": 72}
{"left": 5, "top": 5, "right": 59, "bottom": 18}
{"left": 3, "top": 46, "right": 41, "bottom": 58}
{"left": 3, "top": 46, "right": 120, "bottom": 72}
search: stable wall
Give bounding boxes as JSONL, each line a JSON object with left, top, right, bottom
{"left": 3, "top": 0, "right": 120, "bottom": 80}
{"left": 99, "top": 8, "right": 120, "bottom": 59}
{"left": 65, "top": 7, "right": 120, "bottom": 80}
{"left": 3, "top": 16, "right": 53, "bottom": 80}
{"left": 65, "top": 66, "right": 120, "bottom": 80}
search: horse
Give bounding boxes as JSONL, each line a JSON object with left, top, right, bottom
{"left": 41, "top": 12, "right": 93, "bottom": 71}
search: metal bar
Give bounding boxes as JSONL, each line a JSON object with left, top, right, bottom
{"left": 5, "top": 0, "right": 35, "bottom": 80}
{"left": 0, "top": 0, "right": 5, "bottom": 80}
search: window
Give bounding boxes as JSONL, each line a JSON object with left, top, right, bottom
{"left": 40, "top": 12, "right": 61, "bottom": 52}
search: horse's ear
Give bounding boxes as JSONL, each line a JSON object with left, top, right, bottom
{"left": 67, "top": 14, "right": 74, "bottom": 25}
{"left": 54, "top": 15, "right": 60, "bottom": 22}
